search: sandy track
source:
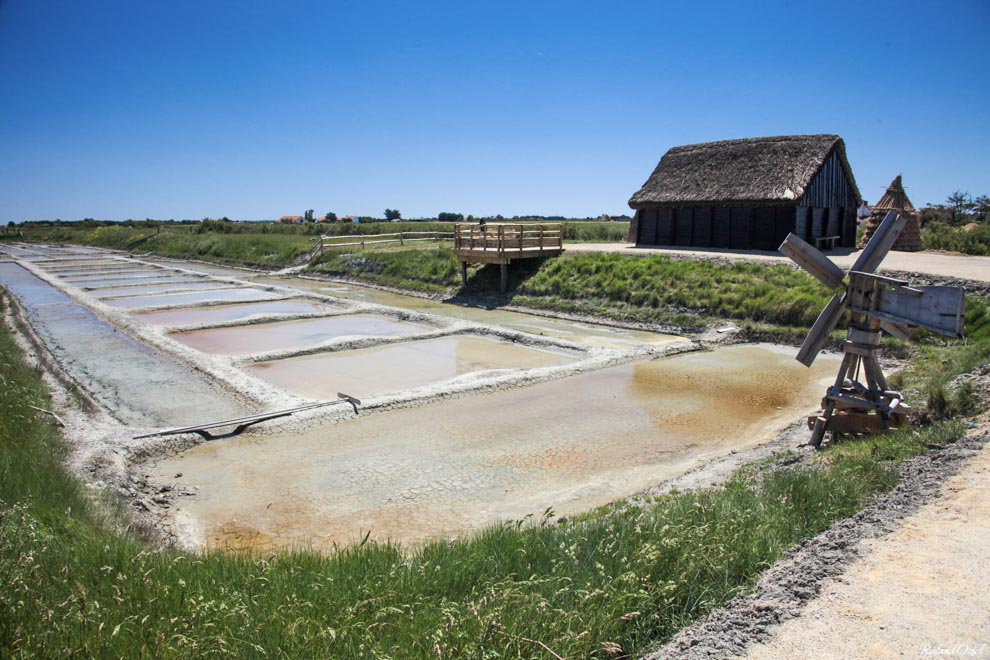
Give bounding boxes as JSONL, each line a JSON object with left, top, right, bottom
{"left": 566, "top": 243, "right": 990, "bottom": 284}
{"left": 648, "top": 407, "right": 990, "bottom": 659}
{"left": 745, "top": 430, "right": 990, "bottom": 658}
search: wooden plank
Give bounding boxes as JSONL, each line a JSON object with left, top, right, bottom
{"left": 730, "top": 207, "right": 752, "bottom": 249}
{"left": 674, "top": 207, "right": 693, "bottom": 246}
{"left": 880, "top": 320, "right": 913, "bottom": 341}
{"left": 753, "top": 207, "right": 776, "bottom": 250}
{"left": 778, "top": 233, "right": 846, "bottom": 290}
{"left": 657, "top": 207, "right": 674, "bottom": 245}
{"left": 811, "top": 207, "right": 826, "bottom": 239}
{"left": 870, "top": 286, "right": 965, "bottom": 337}
{"left": 712, "top": 207, "right": 731, "bottom": 248}
{"left": 797, "top": 294, "right": 847, "bottom": 366}
{"left": 851, "top": 211, "right": 906, "bottom": 274}
{"left": 795, "top": 206, "right": 810, "bottom": 241}
{"left": 639, "top": 209, "right": 657, "bottom": 245}
{"left": 693, "top": 206, "right": 712, "bottom": 247}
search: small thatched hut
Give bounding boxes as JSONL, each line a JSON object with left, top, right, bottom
{"left": 860, "top": 175, "right": 922, "bottom": 251}
{"left": 628, "top": 134, "right": 862, "bottom": 250}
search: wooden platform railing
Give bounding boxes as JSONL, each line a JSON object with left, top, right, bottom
{"left": 453, "top": 223, "right": 563, "bottom": 254}
{"left": 313, "top": 230, "right": 453, "bottom": 254}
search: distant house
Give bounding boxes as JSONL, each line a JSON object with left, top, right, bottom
{"left": 628, "top": 134, "right": 862, "bottom": 250}
{"left": 278, "top": 215, "right": 304, "bottom": 224}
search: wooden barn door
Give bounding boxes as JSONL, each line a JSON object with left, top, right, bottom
{"left": 730, "top": 208, "right": 752, "bottom": 249}
{"left": 752, "top": 207, "right": 775, "bottom": 251}
{"left": 674, "top": 208, "right": 693, "bottom": 246}
{"left": 712, "top": 208, "right": 731, "bottom": 248}
{"left": 638, "top": 209, "right": 657, "bottom": 245}
{"left": 773, "top": 206, "right": 794, "bottom": 248}
{"left": 656, "top": 208, "right": 674, "bottom": 245}
{"left": 693, "top": 207, "right": 712, "bottom": 247}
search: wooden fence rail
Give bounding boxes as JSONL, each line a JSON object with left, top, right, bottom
{"left": 313, "top": 231, "right": 454, "bottom": 254}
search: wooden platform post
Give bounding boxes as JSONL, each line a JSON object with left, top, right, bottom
{"left": 500, "top": 263, "right": 508, "bottom": 292}
{"left": 460, "top": 261, "right": 468, "bottom": 286}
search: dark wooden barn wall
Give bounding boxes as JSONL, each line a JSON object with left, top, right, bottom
{"left": 635, "top": 205, "right": 794, "bottom": 250}
{"left": 799, "top": 149, "right": 856, "bottom": 209}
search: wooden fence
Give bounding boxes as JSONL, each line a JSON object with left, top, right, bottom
{"left": 313, "top": 231, "right": 454, "bottom": 254}
{"left": 453, "top": 223, "right": 563, "bottom": 255}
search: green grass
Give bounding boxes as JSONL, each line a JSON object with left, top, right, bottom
{"left": 515, "top": 253, "right": 833, "bottom": 328}
{"left": 308, "top": 247, "right": 462, "bottom": 294}
{"left": 1, "top": 290, "right": 981, "bottom": 657}
{"left": 24, "top": 225, "right": 314, "bottom": 268}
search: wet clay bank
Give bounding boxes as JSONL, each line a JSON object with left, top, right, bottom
{"left": 1, "top": 243, "right": 835, "bottom": 553}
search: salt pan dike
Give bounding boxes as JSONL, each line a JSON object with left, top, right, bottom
{"left": 0, "top": 244, "right": 836, "bottom": 552}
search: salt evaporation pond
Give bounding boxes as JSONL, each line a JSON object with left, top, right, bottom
{"left": 245, "top": 334, "right": 576, "bottom": 399}
{"left": 171, "top": 314, "right": 433, "bottom": 356}
{"left": 104, "top": 287, "right": 280, "bottom": 309}
{"left": 92, "top": 281, "right": 227, "bottom": 298}
{"left": 136, "top": 299, "right": 341, "bottom": 327}
{"left": 155, "top": 344, "right": 839, "bottom": 552}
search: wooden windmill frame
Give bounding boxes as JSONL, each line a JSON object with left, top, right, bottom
{"left": 779, "top": 211, "right": 966, "bottom": 446}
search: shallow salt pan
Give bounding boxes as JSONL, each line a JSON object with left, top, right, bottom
{"left": 171, "top": 314, "right": 433, "bottom": 356}
{"left": 245, "top": 334, "right": 575, "bottom": 399}
{"left": 157, "top": 344, "right": 839, "bottom": 552}
{"left": 136, "top": 299, "right": 341, "bottom": 327}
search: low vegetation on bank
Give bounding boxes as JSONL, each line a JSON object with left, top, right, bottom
{"left": 922, "top": 222, "right": 990, "bottom": 256}
{"left": 2, "top": 277, "right": 986, "bottom": 654}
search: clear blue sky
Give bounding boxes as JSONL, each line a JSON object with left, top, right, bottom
{"left": 1, "top": 0, "right": 988, "bottom": 222}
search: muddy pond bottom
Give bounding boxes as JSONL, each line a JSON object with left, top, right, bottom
{"left": 171, "top": 314, "right": 432, "bottom": 356}
{"left": 154, "top": 344, "right": 838, "bottom": 553}
{"left": 244, "top": 334, "right": 575, "bottom": 399}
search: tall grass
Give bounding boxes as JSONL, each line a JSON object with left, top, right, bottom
{"left": 0, "top": 291, "right": 973, "bottom": 656}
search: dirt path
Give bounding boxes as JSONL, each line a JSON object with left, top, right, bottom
{"left": 745, "top": 431, "right": 990, "bottom": 658}
{"left": 648, "top": 406, "right": 990, "bottom": 659}
{"left": 566, "top": 243, "right": 990, "bottom": 284}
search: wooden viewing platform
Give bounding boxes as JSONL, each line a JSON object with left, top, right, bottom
{"left": 453, "top": 223, "right": 563, "bottom": 291}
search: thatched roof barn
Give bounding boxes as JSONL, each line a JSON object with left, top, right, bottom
{"left": 860, "top": 175, "right": 922, "bottom": 251}
{"left": 628, "top": 134, "right": 862, "bottom": 251}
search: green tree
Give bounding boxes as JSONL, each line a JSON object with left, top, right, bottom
{"left": 973, "top": 195, "right": 990, "bottom": 223}
{"left": 304, "top": 209, "right": 315, "bottom": 222}
{"left": 946, "top": 191, "right": 972, "bottom": 223}
{"left": 324, "top": 211, "right": 337, "bottom": 223}
{"left": 437, "top": 212, "right": 463, "bottom": 222}
{"left": 384, "top": 208, "right": 401, "bottom": 221}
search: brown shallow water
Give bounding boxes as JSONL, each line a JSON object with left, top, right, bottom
{"left": 171, "top": 314, "right": 432, "bottom": 356}
{"left": 245, "top": 334, "right": 575, "bottom": 399}
{"left": 154, "top": 344, "right": 838, "bottom": 552}
{"left": 135, "top": 299, "right": 341, "bottom": 327}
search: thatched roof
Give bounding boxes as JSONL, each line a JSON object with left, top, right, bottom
{"left": 871, "top": 175, "right": 915, "bottom": 212}
{"left": 629, "top": 134, "right": 859, "bottom": 208}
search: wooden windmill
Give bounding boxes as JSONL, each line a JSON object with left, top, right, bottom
{"left": 779, "top": 211, "right": 966, "bottom": 446}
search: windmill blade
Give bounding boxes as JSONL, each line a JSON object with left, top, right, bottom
{"left": 778, "top": 233, "right": 846, "bottom": 290}
{"left": 797, "top": 294, "right": 847, "bottom": 367}
{"left": 879, "top": 320, "right": 914, "bottom": 341}
{"left": 873, "top": 285, "right": 966, "bottom": 338}
{"left": 850, "top": 211, "right": 907, "bottom": 274}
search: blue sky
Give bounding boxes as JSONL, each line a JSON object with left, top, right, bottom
{"left": 1, "top": 0, "right": 988, "bottom": 222}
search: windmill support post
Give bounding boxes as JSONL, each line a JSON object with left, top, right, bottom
{"left": 782, "top": 211, "right": 966, "bottom": 447}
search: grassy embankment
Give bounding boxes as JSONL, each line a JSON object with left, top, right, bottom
{"left": 2, "top": 288, "right": 986, "bottom": 655}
